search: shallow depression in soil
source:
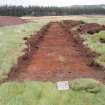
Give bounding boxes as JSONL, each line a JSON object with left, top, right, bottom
{"left": 7, "top": 22, "right": 105, "bottom": 83}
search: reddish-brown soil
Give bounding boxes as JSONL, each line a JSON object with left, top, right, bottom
{"left": 0, "top": 16, "right": 26, "bottom": 26}
{"left": 78, "top": 23, "right": 105, "bottom": 34}
{"left": 7, "top": 21, "right": 105, "bottom": 82}
{"left": 62, "top": 20, "right": 82, "bottom": 29}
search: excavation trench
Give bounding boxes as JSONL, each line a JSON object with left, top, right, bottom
{"left": 7, "top": 21, "right": 105, "bottom": 82}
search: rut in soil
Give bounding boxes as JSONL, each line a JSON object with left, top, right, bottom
{"left": 8, "top": 22, "right": 105, "bottom": 82}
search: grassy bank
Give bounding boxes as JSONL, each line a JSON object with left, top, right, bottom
{"left": 82, "top": 31, "right": 105, "bottom": 68}
{"left": 0, "top": 21, "right": 48, "bottom": 80}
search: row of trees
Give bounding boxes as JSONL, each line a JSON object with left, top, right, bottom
{"left": 0, "top": 5, "right": 105, "bottom": 16}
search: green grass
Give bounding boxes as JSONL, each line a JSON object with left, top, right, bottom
{"left": 82, "top": 18, "right": 105, "bottom": 25}
{"left": 0, "top": 78, "right": 104, "bottom": 105}
{"left": 0, "top": 21, "right": 48, "bottom": 80}
{"left": 82, "top": 31, "right": 105, "bottom": 68}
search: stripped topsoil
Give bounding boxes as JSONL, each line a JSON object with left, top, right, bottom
{"left": 0, "top": 16, "right": 27, "bottom": 26}
{"left": 7, "top": 20, "right": 105, "bottom": 83}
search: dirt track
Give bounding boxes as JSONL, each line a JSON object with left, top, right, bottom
{"left": 8, "top": 22, "right": 105, "bottom": 82}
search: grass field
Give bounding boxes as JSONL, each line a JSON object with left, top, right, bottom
{"left": 0, "top": 78, "right": 105, "bottom": 105}
{"left": 0, "top": 21, "right": 48, "bottom": 80}
{"left": 0, "top": 16, "right": 105, "bottom": 105}
{"left": 21, "top": 15, "right": 105, "bottom": 25}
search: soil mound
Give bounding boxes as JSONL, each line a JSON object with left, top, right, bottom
{"left": 78, "top": 23, "right": 105, "bottom": 34}
{"left": 0, "top": 16, "right": 27, "bottom": 26}
{"left": 62, "top": 20, "right": 82, "bottom": 28}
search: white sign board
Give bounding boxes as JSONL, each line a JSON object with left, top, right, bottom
{"left": 57, "top": 81, "right": 69, "bottom": 90}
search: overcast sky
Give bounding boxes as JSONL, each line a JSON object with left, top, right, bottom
{"left": 1, "top": 0, "right": 105, "bottom": 6}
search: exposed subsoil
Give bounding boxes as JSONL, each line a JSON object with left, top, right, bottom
{"left": 78, "top": 23, "right": 105, "bottom": 34}
{"left": 0, "top": 16, "right": 27, "bottom": 26}
{"left": 7, "top": 21, "right": 105, "bottom": 82}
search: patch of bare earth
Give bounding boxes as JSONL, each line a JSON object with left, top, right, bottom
{"left": 7, "top": 21, "right": 105, "bottom": 83}
{"left": 0, "top": 16, "right": 27, "bottom": 26}
{"left": 78, "top": 23, "right": 105, "bottom": 34}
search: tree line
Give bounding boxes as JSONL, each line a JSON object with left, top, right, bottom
{"left": 0, "top": 5, "right": 105, "bottom": 16}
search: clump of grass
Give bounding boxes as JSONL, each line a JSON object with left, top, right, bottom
{"left": 70, "top": 78, "right": 102, "bottom": 93}
{"left": 0, "top": 79, "right": 105, "bottom": 105}
{"left": 83, "top": 31, "right": 105, "bottom": 68}
{"left": 79, "top": 20, "right": 85, "bottom": 24}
